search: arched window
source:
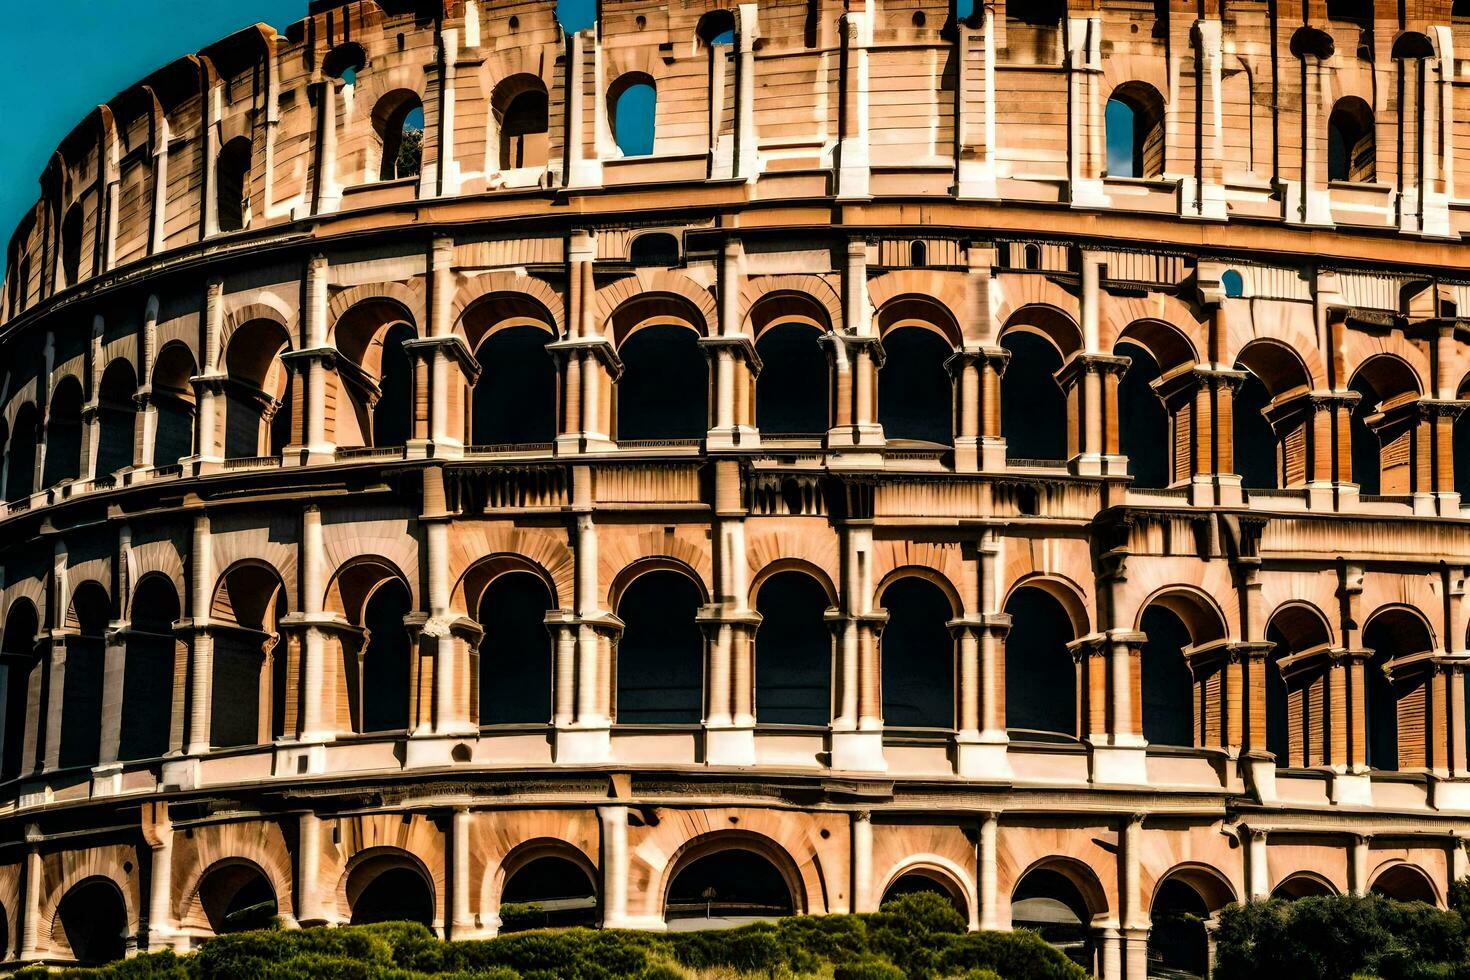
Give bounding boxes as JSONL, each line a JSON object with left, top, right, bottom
{"left": 1139, "top": 605, "right": 1195, "bottom": 747}
{"left": 1004, "top": 586, "right": 1076, "bottom": 739}
{"left": 1371, "top": 865, "right": 1437, "bottom": 904}
{"left": 494, "top": 79, "right": 550, "bottom": 170}
{"left": 697, "top": 9, "right": 737, "bottom": 46}
{"left": 375, "top": 93, "right": 424, "bottom": 181}
{"left": 1000, "top": 330, "right": 1067, "bottom": 461}
{"left": 152, "top": 343, "right": 197, "bottom": 468}
{"left": 882, "top": 872, "right": 967, "bottom": 918}
{"left": 1002, "top": 0, "right": 1064, "bottom": 64}
{"left": 1233, "top": 368, "right": 1276, "bottom": 490}
{"left": 1364, "top": 610, "right": 1435, "bottom": 772}
{"left": 59, "top": 582, "right": 109, "bottom": 771}
{"left": 616, "top": 325, "right": 708, "bottom": 440}
{"left": 610, "top": 74, "right": 657, "bottom": 157}
{"left": 629, "top": 233, "right": 679, "bottom": 267}
{"left": 1106, "top": 83, "right": 1166, "bottom": 179}
{"left": 472, "top": 326, "right": 557, "bottom": 446}
{"left": 879, "top": 577, "right": 954, "bottom": 729}
{"left": 1116, "top": 341, "right": 1168, "bottom": 488}
{"left": 1011, "top": 867, "right": 1098, "bottom": 970}
{"left": 95, "top": 360, "right": 138, "bottom": 479}
{"left": 501, "top": 856, "right": 598, "bottom": 930}
{"left": 879, "top": 327, "right": 953, "bottom": 444}
{"left": 348, "top": 856, "right": 434, "bottom": 926}
{"left": 1328, "top": 97, "right": 1375, "bottom": 183}
{"left": 210, "top": 564, "right": 287, "bottom": 748}
{"left": 1, "top": 600, "right": 40, "bottom": 781}
{"left": 61, "top": 202, "right": 84, "bottom": 288}
{"left": 120, "top": 576, "right": 179, "bottom": 762}
{"left": 1149, "top": 879, "right": 1209, "bottom": 977}
{"left": 361, "top": 579, "right": 412, "bottom": 733}
{"left": 44, "top": 377, "right": 84, "bottom": 487}
{"left": 56, "top": 878, "right": 129, "bottom": 964}
{"left": 910, "top": 241, "right": 928, "bottom": 267}
{"left": 194, "top": 862, "right": 278, "bottom": 934}
{"left": 323, "top": 43, "right": 366, "bottom": 86}
{"left": 477, "top": 572, "right": 554, "bottom": 726}
{"left": 1235, "top": 340, "right": 1313, "bottom": 491}
{"left": 1349, "top": 356, "right": 1421, "bottom": 495}
{"left": 7, "top": 403, "right": 37, "bottom": 502}
{"left": 1272, "top": 874, "right": 1335, "bottom": 901}
{"left": 223, "top": 319, "right": 292, "bottom": 460}
{"left": 216, "top": 136, "right": 252, "bottom": 232}
{"left": 1221, "top": 269, "right": 1244, "bottom": 298}
{"left": 616, "top": 570, "right": 704, "bottom": 724}
{"left": 755, "top": 324, "right": 828, "bottom": 435}
{"left": 666, "top": 847, "right": 795, "bottom": 924}
{"left": 754, "top": 571, "right": 831, "bottom": 726}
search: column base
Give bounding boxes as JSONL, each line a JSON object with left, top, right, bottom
{"left": 1088, "top": 741, "right": 1149, "bottom": 786}
{"left": 1193, "top": 474, "right": 1243, "bottom": 507}
{"left": 601, "top": 913, "right": 667, "bottom": 931}
{"left": 954, "top": 736, "right": 1012, "bottom": 780}
{"left": 90, "top": 763, "right": 124, "bottom": 797}
{"left": 1122, "top": 927, "right": 1151, "bottom": 980}
{"left": 706, "top": 426, "right": 760, "bottom": 452}
{"left": 404, "top": 438, "right": 434, "bottom": 460}
{"left": 826, "top": 424, "right": 885, "bottom": 462}
{"left": 555, "top": 726, "right": 612, "bottom": 764}
{"left": 274, "top": 740, "right": 329, "bottom": 777}
{"left": 556, "top": 433, "right": 616, "bottom": 455}
{"left": 403, "top": 732, "right": 478, "bottom": 769}
{"left": 830, "top": 730, "right": 887, "bottom": 773}
{"left": 1329, "top": 770, "right": 1373, "bottom": 806}
{"left": 159, "top": 755, "right": 202, "bottom": 791}
{"left": 450, "top": 919, "right": 499, "bottom": 941}
{"left": 1070, "top": 177, "right": 1108, "bottom": 208}
{"left": 429, "top": 438, "right": 463, "bottom": 460}
{"left": 146, "top": 928, "right": 191, "bottom": 954}
{"left": 704, "top": 726, "right": 756, "bottom": 766}
{"left": 1430, "top": 777, "right": 1470, "bottom": 812}
{"left": 1241, "top": 756, "right": 1277, "bottom": 803}
{"left": 1069, "top": 452, "right": 1103, "bottom": 477}
{"left": 952, "top": 437, "right": 979, "bottom": 472}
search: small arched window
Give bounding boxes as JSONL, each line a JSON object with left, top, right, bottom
{"left": 323, "top": 43, "right": 366, "bottom": 85}
{"left": 216, "top": 136, "right": 252, "bottom": 233}
{"left": 910, "top": 241, "right": 927, "bottom": 267}
{"left": 629, "top": 233, "right": 680, "bottom": 267}
{"left": 696, "top": 9, "right": 736, "bottom": 46}
{"left": 610, "top": 74, "right": 656, "bottom": 157}
{"left": 495, "top": 79, "right": 549, "bottom": 170}
{"left": 375, "top": 93, "right": 424, "bottom": 181}
{"left": 1023, "top": 244, "right": 1041, "bottom": 270}
{"left": 1221, "top": 270, "right": 1244, "bottom": 298}
{"left": 1106, "top": 83, "right": 1166, "bottom": 179}
{"left": 61, "top": 203, "right": 84, "bottom": 287}
{"left": 1328, "top": 97, "right": 1375, "bottom": 183}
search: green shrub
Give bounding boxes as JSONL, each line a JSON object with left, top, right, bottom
{"left": 939, "top": 929, "right": 1088, "bottom": 980}
{"left": 496, "top": 903, "right": 547, "bottom": 933}
{"left": 834, "top": 956, "right": 907, "bottom": 980}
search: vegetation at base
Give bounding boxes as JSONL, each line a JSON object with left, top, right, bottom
{"left": 13, "top": 893, "right": 1085, "bottom": 980}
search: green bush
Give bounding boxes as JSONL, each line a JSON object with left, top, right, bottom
{"left": 939, "top": 930, "right": 1088, "bottom": 980}
{"left": 496, "top": 903, "right": 546, "bottom": 933}
{"left": 833, "top": 956, "right": 906, "bottom": 980}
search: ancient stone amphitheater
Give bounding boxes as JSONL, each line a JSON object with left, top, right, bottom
{"left": 2, "top": 0, "right": 1469, "bottom": 974}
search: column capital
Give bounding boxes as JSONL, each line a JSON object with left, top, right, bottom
{"left": 1054, "top": 351, "right": 1130, "bottom": 389}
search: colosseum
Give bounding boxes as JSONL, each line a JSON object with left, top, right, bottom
{"left": 2, "top": 0, "right": 1470, "bottom": 974}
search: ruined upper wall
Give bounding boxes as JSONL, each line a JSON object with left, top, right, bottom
{"left": 5, "top": 0, "right": 1470, "bottom": 322}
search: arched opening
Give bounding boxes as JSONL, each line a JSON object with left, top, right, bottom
{"left": 0, "top": 600, "right": 40, "bottom": 781}
{"left": 59, "top": 582, "right": 108, "bottom": 771}
{"left": 697, "top": 9, "right": 737, "bottom": 46}
{"left": 56, "top": 878, "right": 128, "bottom": 964}
{"left": 1456, "top": 379, "right": 1470, "bottom": 500}
{"left": 1221, "top": 270, "right": 1244, "bottom": 298}
{"left": 1149, "top": 878, "right": 1210, "bottom": 979}
{"left": 1349, "top": 357, "right": 1421, "bottom": 496}
{"left": 1000, "top": 330, "right": 1067, "bottom": 461}
{"left": 1011, "top": 867, "right": 1097, "bottom": 970}
{"left": 754, "top": 571, "right": 831, "bottom": 726}
{"left": 1116, "top": 341, "right": 1168, "bottom": 488}
{"left": 373, "top": 323, "right": 415, "bottom": 448}
{"left": 1328, "top": 97, "right": 1375, "bottom": 183}
{"left": 1105, "top": 82, "right": 1166, "bottom": 179}
{"left": 7, "top": 402, "right": 38, "bottom": 501}
{"left": 151, "top": 343, "right": 197, "bottom": 468}
{"left": 1271, "top": 874, "right": 1335, "bottom": 900}
{"left": 1001, "top": 0, "right": 1063, "bottom": 63}
{"left": 879, "top": 326, "right": 953, "bottom": 444}
{"left": 501, "top": 855, "right": 598, "bottom": 930}
{"left": 361, "top": 579, "right": 412, "bottom": 734}
{"left": 95, "top": 360, "right": 138, "bottom": 479}
{"left": 348, "top": 855, "right": 434, "bottom": 926}
{"left": 1234, "top": 340, "right": 1313, "bottom": 490}
{"left": 1232, "top": 368, "right": 1276, "bottom": 490}
{"left": 1004, "top": 586, "right": 1077, "bottom": 739}
{"left": 1363, "top": 609, "right": 1434, "bottom": 772}
{"left": 610, "top": 74, "right": 656, "bottom": 157}
{"left": 44, "top": 377, "right": 84, "bottom": 487}
{"left": 477, "top": 572, "right": 553, "bottom": 726}
{"left": 210, "top": 564, "right": 287, "bottom": 749}
{"left": 120, "top": 576, "right": 179, "bottom": 762}
{"left": 629, "top": 233, "right": 680, "bottom": 267}
{"left": 1263, "top": 604, "right": 1332, "bottom": 768}
{"left": 665, "top": 846, "right": 795, "bottom": 928}
{"left": 216, "top": 136, "right": 253, "bottom": 232}
{"left": 375, "top": 93, "right": 424, "bottom": 181}
{"left": 493, "top": 77, "right": 549, "bottom": 171}
{"left": 879, "top": 577, "right": 954, "bottom": 729}
{"left": 223, "top": 319, "right": 292, "bottom": 460}
{"left": 196, "top": 862, "right": 278, "bottom": 934}
{"left": 1139, "top": 605, "right": 1196, "bottom": 747}
{"left": 1371, "top": 864, "right": 1437, "bottom": 905}
{"left": 333, "top": 302, "right": 418, "bottom": 450}
{"left": 472, "top": 326, "right": 557, "bottom": 446}
{"left": 61, "top": 203, "right": 84, "bottom": 287}
{"left": 616, "top": 570, "right": 704, "bottom": 724}
{"left": 323, "top": 43, "right": 366, "bottom": 87}
{"left": 881, "top": 871, "right": 966, "bottom": 919}
{"left": 616, "top": 325, "right": 708, "bottom": 440}
{"left": 755, "top": 324, "right": 827, "bottom": 435}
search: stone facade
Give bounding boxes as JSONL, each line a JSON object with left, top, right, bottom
{"left": 1, "top": 0, "right": 1469, "bottom": 975}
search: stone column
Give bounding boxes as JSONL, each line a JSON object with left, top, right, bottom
{"left": 1348, "top": 834, "right": 1370, "bottom": 896}
{"left": 18, "top": 831, "right": 42, "bottom": 961}
{"left": 296, "top": 811, "right": 327, "bottom": 926}
{"left": 835, "top": 11, "right": 871, "bottom": 198}
{"left": 977, "top": 812, "right": 998, "bottom": 931}
{"left": 702, "top": 460, "right": 759, "bottom": 765}
{"left": 1120, "top": 815, "right": 1149, "bottom": 980}
{"left": 831, "top": 519, "right": 886, "bottom": 772}
{"left": 950, "top": 347, "right": 1009, "bottom": 473}
{"left": 554, "top": 474, "right": 616, "bottom": 762}
{"left": 598, "top": 806, "right": 638, "bottom": 928}
{"left": 551, "top": 234, "right": 617, "bottom": 454}
{"left": 186, "top": 512, "right": 214, "bottom": 756}
{"left": 143, "top": 801, "right": 183, "bottom": 950}
{"left": 1056, "top": 353, "right": 1129, "bottom": 478}
{"left": 450, "top": 806, "right": 485, "bottom": 938}
{"left": 1245, "top": 827, "right": 1269, "bottom": 900}
{"left": 828, "top": 241, "right": 883, "bottom": 463}
{"left": 851, "top": 810, "right": 874, "bottom": 914}
{"left": 41, "top": 634, "right": 67, "bottom": 772}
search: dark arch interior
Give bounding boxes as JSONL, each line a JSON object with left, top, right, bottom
{"left": 666, "top": 848, "right": 794, "bottom": 923}
{"left": 1012, "top": 868, "right": 1093, "bottom": 969}
{"left": 1004, "top": 587, "right": 1076, "bottom": 738}
{"left": 630, "top": 234, "right": 680, "bottom": 267}
{"left": 1455, "top": 406, "right": 1470, "bottom": 499}
{"left": 95, "top": 362, "right": 138, "bottom": 479}
{"left": 61, "top": 205, "right": 84, "bottom": 287}
{"left": 882, "top": 872, "right": 963, "bottom": 917}
{"left": 1328, "top": 99, "right": 1375, "bottom": 183}
{"left": 372, "top": 323, "right": 415, "bottom": 448}
{"left": 1140, "top": 605, "right": 1194, "bottom": 747}
{"left": 1272, "top": 875, "right": 1334, "bottom": 901}
{"left": 8, "top": 405, "right": 37, "bottom": 501}
{"left": 1363, "top": 614, "right": 1422, "bottom": 772}
{"left": 879, "top": 327, "right": 953, "bottom": 444}
{"left": 1264, "top": 622, "right": 1290, "bottom": 764}
{"left": 1116, "top": 341, "right": 1168, "bottom": 489}
{"left": 217, "top": 136, "right": 252, "bottom": 233}
{"left": 57, "top": 879, "right": 128, "bottom": 965}
{"left": 473, "top": 326, "right": 557, "bottom": 446}
{"left": 152, "top": 346, "right": 197, "bottom": 468}
{"left": 755, "top": 325, "right": 828, "bottom": 435}
{"left": 501, "top": 855, "right": 598, "bottom": 929}
{"left": 1150, "top": 878, "right": 1209, "bottom": 978}
{"left": 617, "top": 325, "right": 707, "bottom": 440}
{"left": 499, "top": 89, "right": 549, "bottom": 169}
{"left": 1349, "top": 372, "right": 1383, "bottom": 494}
{"left": 362, "top": 580, "right": 412, "bottom": 733}
{"left": 478, "top": 572, "right": 554, "bottom": 725}
{"left": 44, "top": 380, "right": 84, "bottom": 488}
{"left": 754, "top": 571, "right": 830, "bottom": 726}
{"left": 1233, "top": 368, "right": 1276, "bottom": 490}
{"left": 120, "top": 578, "right": 180, "bottom": 762}
{"left": 59, "top": 584, "right": 108, "bottom": 770}
{"left": 350, "top": 864, "right": 433, "bottom": 926}
{"left": 880, "top": 577, "right": 953, "bottom": 729}
{"left": 0, "top": 602, "right": 40, "bottom": 781}
{"left": 617, "top": 571, "right": 704, "bottom": 724}
{"left": 199, "top": 863, "right": 278, "bottom": 934}
{"left": 1001, "top": 331, "right": 1066, "bottom": 461}
{"left": 1371, "top": 866, "right": 1437, "bottom": 904}
{"left": 210, "top": 572, "right": 285, "bottom": 749}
